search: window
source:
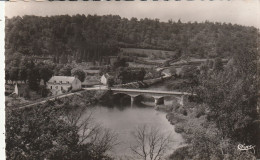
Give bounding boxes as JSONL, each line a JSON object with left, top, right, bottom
{"left": 67, "top": 81, "right": 69, "bottom": 84}
{"left": 50, "top": 86, "right": 52, "bottom": 89}
{"left": 54, "top": 80, "right": 56, "bottom": 83}
{"left": 60, "top": 81, "right": 62, "bottom": 84}
{"left": 61, "top": 86, "right": 63, "bottom": 90}
{"left": 55, "top": 86, "right": 58, "bottom": 89}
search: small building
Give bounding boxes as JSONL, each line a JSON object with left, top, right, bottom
{"left": 5, "top": 83, "right": 28, "bottom": 97}
{"left": 47, "top": 76, "right": 82, "bottom": 95}
{"left": 14, "top": 83, "right": 28, "bottom": 97}
{"left": 100, "top": 73, "right": 111, "bottom": 85}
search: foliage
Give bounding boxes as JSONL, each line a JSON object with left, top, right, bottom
{"left": 179, "top": 65, "right": 199, "bottom": 93}
{"left": 169, "top": 45, "right": 258, "bottom": 159}
{"left": 112, "top": 57, "right": 128, "bottom": 69}
{"left": 107, "top": 77, "right": 115, "bottom": 87}
{"left": 130, "top": 125, "right": 171, "bottom": 160}
{"left": 169, "top": 66, "right": 177, "bottom": 76}
{"left": 116, "top": 68, "right": 146, "bottom": 84}
{"left": 71, "top": 69, "right": 86, "bottom": 82}
{"left": 6, "top": 92, "right": 117, "bottom": 160}
{"left": 5, "top": 15, "right": 258, "bottom": 61}
{"left": 59, "top": 65, "right": 72, "bottom": 76}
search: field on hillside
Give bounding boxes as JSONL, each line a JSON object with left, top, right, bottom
{"left": 120, "top": 48, "right": 176, "bottom": 60}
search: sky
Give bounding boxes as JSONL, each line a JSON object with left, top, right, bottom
{"left": 4, "top": 0, "right": 260, "bottom": 28}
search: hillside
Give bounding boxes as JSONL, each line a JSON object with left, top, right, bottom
{"left": 5, "top": 14, "right": 258, "bottom": 62}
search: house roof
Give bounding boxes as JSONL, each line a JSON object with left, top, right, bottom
{"left": 102, "top": 73, "right": 110, "bottom": 79}
{"left": 48, "top": 76, "right": 76, "bottom": 84}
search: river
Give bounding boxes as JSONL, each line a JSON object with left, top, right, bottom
{"left": 82, "top": 101, "right": 184, "bottom": 159}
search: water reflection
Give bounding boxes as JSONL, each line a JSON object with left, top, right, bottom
{"left": 83, "top": 104, "right": 184, "bottom": 159}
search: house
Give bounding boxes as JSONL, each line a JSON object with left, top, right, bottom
{"left": 14, "top": 83, "right": 28, "bottom": 97}
{"left": 47, "top": 76, "right": 82, "bottom": 95}
{"left": 100, "top": 73, "right": 111, "bottom": 85}
{"left": 5, "top": 83, "right": 28, "bottom": 97}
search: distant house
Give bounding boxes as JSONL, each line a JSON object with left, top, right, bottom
{"left": 100, "top": 74, "right": 111, "bottom": 85}
{"left": 14, "top": 83, "right": 28, "bottom": 97}
{"left": 5, "top": 83, "right": 28, "bottom": 97}
{"left": 47, "top": 76, "right": 82, "bottom": 95}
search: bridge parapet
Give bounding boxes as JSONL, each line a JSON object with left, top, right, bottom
{"left": 111, "top": 88, "right": 193, "bottom": 107}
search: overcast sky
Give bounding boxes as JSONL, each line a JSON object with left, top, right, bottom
{"left": 4, "top": 0, "right": 260, "bottom": 28}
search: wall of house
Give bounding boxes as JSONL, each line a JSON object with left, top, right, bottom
{"left": 47, "top": 83, "right": 71, "bottom": 95}
{"left": 101, "top": 75, "right": 107, "bottom": 85}
{"left": 71, "top": 79, "right": 82, "bottom": 91}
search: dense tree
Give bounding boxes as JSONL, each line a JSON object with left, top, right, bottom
{"left": 112, "top": 58, "right": 128, "bottom": 69}
{"left": 27, "top": 68, "right": 40, "bottom": 91}
{"left": 5, "top": 69, "right": 10, "bottom": 83}
{"left": 213, "top": 57, "right": 224, "bottom": 72}
{"left": 6, "top": 95, "right": 117, "bottom": 160}
{"left": 18, "top": 67, "right": 28, "bottom": 83}
{"left": 72, "top": 69, "right": 86, "bottom": 82}
{"left": 9, "top": 67, "right": 19, "bottom": 83}
{"left": 59, "top": 65, "right": 72, "bottom": 76}
{"left": 195, "top": 50, "right": 258, "bottom": 156}
{"left": 179, "top": 65, "right": 199, "bottom": 93}
{"left": 169, "top": 67, "right": 177, "bottom": 76}
{"left": 5, "top": 15, "right": 257, "bottom": 62}
{"left": 39, "top": 66, "right": 54, "bottom": 84}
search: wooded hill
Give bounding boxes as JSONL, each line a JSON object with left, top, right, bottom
{"left": 5, "top": 14, "right": 258, "bottom": 62}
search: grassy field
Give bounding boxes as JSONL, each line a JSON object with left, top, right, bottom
{"left": 120, "top": 48, "right": 176, "bottom": 60}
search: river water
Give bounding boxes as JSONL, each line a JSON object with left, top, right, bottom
{"left": 83, "top": 102, "right": 184, "bottom": 159}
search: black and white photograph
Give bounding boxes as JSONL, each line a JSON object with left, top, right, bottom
{"left": 1, "top": 0, "right": 260, "bottom": 159}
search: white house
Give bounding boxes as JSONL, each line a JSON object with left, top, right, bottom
{"left": 47, "top": 76, "right": 82, "bottom": 95}
{"left": 100, "top": 73, "right": 110, "bottom": 85}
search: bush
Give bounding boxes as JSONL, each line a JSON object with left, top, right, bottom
{"left": 194, "top": 105, "right": 206, "bottom": 118}
{"left": 169, "top": 146, "right": 193, "bottom": 160}
{"left": 174, "top": 124, "right": 185, "bottom": 133}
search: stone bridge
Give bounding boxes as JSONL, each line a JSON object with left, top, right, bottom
{"left": 110, "top": 88, "right": 195, "bottom": 107}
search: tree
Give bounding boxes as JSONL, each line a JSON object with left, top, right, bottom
{"left": 6, "top": 97, "right": 117, "bottom": 160}
{"left": 5, "top": 69, "right": 10, "bottom": 83}
{"left": 60, "top": 54, "right": 68, "bottom": 64}
{"left": 213, "top": 57, "right": 223, "bottom": 72}
{"left": 107, "top": 77, "right": 115, "bottom": 87}
{"left": 27, "top": 68, "right": 40, "bottom": 91}
{"left": 180, "top": 65, "right": 199, "bottom": 92}
{"left": 72, "top": 69, "right": 86, "bottom": 82}
{"left": 9, "top": 67, "right": 19, "bottom": 83}
{"left": 196, "top": 50, "right": 258, "bottom": 150}
{"left": 130, "top": 125, "right": 171, "bottom": 160}
{"left": 113, "top": 58, "right": 128, "bottom": 69}
{"left": 137, "top": 68, "right": 146, "bottom": 81}
{"left": 163, "top": 60, "right": 170, "bottom": 67}
{"left": 59, "top": 65, "right": 72, "bottom": 76}
{"left": 169, "top": 67, "right": 177, "bottom": 76}
{"left": 18, "top": 67, "right": 28, "bottom": 83}
{"left": 39, "top": 66, "right": 53, "bottom": 84}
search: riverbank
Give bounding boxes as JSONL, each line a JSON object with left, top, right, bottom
{"left": 165, "top": 100, "right": 209, "bottom": 160}
{"left": 165, "top": 100, "right": 257, "bottom": 160}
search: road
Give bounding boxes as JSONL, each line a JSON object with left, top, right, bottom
{"left": 16, "top": 90, "right": 86, "bottom": 110}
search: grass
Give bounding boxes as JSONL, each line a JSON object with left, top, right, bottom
{"left": 120, "top": 48, "right": 176, "bottom": 60}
